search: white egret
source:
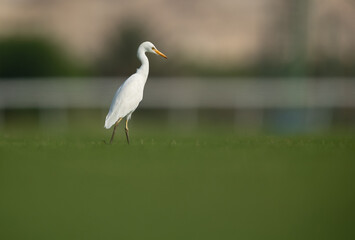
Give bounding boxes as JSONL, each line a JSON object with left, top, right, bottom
{"left": 104, "top": 41, "right": 167, "bottom": 144}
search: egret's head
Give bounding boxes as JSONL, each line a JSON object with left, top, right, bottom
{"left": 141, "top": 41, "right": 167, "bottom": 59}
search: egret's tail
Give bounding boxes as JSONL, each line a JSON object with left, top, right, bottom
{"left": 104, "top": 113, "right": 117, "bottom": 129}
{"left": 104, "top": 122, "right": 112, "bottom": 129}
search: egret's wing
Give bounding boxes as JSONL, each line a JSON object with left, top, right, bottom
{"left": 104, "top": 74, "right": 144, "bottom": 129}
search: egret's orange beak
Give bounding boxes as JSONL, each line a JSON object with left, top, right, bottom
{"left": 154, "top": 48, "right": 167, "bottom": 59}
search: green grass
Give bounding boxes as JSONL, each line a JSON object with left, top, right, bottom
{"left": 0, "top": 126, "right": 354, "bottom": 240}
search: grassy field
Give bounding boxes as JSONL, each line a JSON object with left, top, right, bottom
{"left": 0, "top": 125, "right": 354, "bottom": 240}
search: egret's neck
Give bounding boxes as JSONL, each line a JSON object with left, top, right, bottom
{"left": 136, "top": 47, "right": 149, "bottom": 78}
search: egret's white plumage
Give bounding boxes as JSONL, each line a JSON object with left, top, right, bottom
{"left": 104, "top": 41, "right": 167, "bottom": 143}
{"left": 104, "top": 74, "right": 143, "bottom": 129}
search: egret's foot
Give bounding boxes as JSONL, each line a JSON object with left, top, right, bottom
{"left": 108, "top": 118, "right": 122, "bottom": 145}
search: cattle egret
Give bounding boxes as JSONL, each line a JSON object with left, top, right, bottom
{"left": 104, "top": 41, "right": 167, "bottom": 144}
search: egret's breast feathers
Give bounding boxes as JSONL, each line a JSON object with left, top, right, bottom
{"left": 104, "top": 74, "right": 145, "bottom": 129}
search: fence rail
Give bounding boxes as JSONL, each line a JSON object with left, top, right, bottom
{"left": 1, "top": 78, "right": 355, "bottom": 109}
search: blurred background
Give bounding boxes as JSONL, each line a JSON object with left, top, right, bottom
{"left": 0, "top": 0, "right": 355, "bottom": 132}
{"left": 1, "top": 2, "right": 355, "bottom": 240}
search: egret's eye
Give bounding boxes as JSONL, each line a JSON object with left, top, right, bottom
{"left": 152, "top": 47, "right": 155, "bottom": 50}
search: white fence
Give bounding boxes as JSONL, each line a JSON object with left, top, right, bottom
{"left": 0, "top": 78, "right": 354, "bottom": 129}
{"left": 1, "top": 78, "right": 354, "bottom": 109}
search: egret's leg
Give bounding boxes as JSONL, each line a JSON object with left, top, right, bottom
{"left": 125, "top": 119, "right": 130, "bottom": 144}
{"left": 109, "top": 118, "right": 122, "bottom": 144}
